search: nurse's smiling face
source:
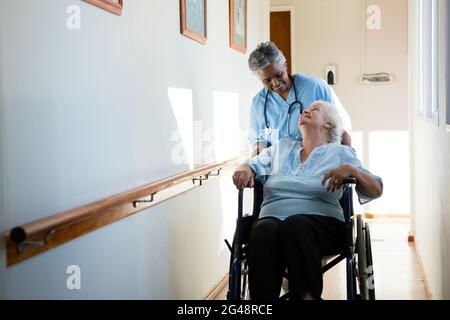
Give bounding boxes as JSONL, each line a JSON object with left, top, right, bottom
{"left": 256, "top": 62, "right": 292, "bottom": 98}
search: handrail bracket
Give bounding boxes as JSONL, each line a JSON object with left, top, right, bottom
{"left": 208, "top": 168, "right": 222, "bottom": 177}
{"left": 132, "top": 193, "right": 157, "bottom": 208}
{"left": 16, "top": 230, "right": 55, "bottom": 255}
{"left": 192, "top": 168, "right": 223, "bottom": 186}
{"left": 193, "top": 175, "right": 209, "bottom": 186}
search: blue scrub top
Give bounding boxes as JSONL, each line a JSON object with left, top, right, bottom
{"left": 248, "top": 73, "right": 336, "bottom": 146}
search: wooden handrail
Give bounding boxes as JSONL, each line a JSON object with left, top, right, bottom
{"left": 5, "top": 152, "right": 251, "bottom": 267}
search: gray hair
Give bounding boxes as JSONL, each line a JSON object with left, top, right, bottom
{"left": 310, "top": 100, "right": 344, "bottom": 143}
{"left": 248, "top": 42, "right": 286, "bottom": 73}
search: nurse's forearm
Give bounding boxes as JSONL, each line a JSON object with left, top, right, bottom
{"left": 353, "top": 168, "right": 382, "bottom": 198}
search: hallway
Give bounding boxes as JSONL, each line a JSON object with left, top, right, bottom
{"left": 0, "top": 0, "right": 449, "bottom": 300}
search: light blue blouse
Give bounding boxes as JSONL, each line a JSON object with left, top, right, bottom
{"left": 245, "top": 140, "right": 383, "bottom": 222}
{"left": 248, "top": 73, "right": 335, "bottom": 146}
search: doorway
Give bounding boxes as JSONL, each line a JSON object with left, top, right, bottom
{"left": 270, "top": 6, "right": 295, "bottom": 74}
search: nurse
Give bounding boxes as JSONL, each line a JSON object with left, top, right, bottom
{"left": 248, "top": 42, "right": 352, "bottom": 155}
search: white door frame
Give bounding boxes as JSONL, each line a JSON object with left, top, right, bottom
{"left": 269, "top": 5, "right": 297, "bottom": 73}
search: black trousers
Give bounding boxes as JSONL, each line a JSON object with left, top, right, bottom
{"left": 247, "top": 214, "right": 346, "bottom": 300}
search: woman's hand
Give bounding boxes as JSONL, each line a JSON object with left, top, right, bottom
{"left": 233, "top": 165, "right": 256, "bottom": 189}
{"left": 322, "top": 164, "right": 356, "bottom": 193}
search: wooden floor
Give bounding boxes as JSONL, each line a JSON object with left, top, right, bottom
{"left": 215, "top": 219, "right": 429, "bottom": 300}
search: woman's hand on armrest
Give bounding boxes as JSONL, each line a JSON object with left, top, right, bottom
{"left": 233, "top": 165, "right": 256, "bottom": 190}
{"left": 322, "top": 164, "right": 356, "bottom": 193}
{"left": 322, "top": 164, "right": 382, "bottom": 197}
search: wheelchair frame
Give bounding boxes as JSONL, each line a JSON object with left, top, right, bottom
{"left": 225, "top": 180, "right": 375, "bottom": 300}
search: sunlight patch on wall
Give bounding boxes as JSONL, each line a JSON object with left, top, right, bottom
{"left": 168, "top": 88, "right": 194, "bottom": 169}
{"left": 351, "top": 131, "right": 365, "bottom": 215}
{"left": 213, "top": 91, "right": 240, "bottom": 162}
{"left": 351, "top": 131, "right": 364, "bottom": 163}
{"left": 218, "top": 177, "right": 237, "bottom": 257}
{"left": 368, "top": 131, "right": 410, "bottom": 214}
{"left": 213, "top": 91, "right": 241, "bottom": 256}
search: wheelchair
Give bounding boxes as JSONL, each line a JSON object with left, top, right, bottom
{"left": 225, "top": 179, "right": 375, "bottom": 300}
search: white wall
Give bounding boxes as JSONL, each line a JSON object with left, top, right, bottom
{"left": 0, "top": 37, "right": 6, "bottom": 297}
{"left": 409, "top": 0, "right": 450, "bottom": 299}
{"left": 0, "top": 0, "right": 269, "bottom": 299}
{"left": 270, "top": 0, "right": 410, "bottom": 215}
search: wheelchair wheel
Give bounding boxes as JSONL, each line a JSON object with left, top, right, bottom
{"left": 227, "top": 230, "right": 251, "bottom": 300}
{"left": 227, "top": 248, "right": 241, "bottom": 299}
{"left": 227, "top": 256, "right": 250, "bottom": 300}
{"left": 365, "top": 222, "right": 376, "bottom": 300}
{"left": 241, "top": 262, "right": 251, "bottom": 300}
{"left": 356, "top": 215, "right": 368, "bottom": 299}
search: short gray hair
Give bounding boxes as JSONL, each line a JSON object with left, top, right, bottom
{"left": 248, "top": 42, "right": 286, "bottom": 73}
{"left": 310, "top": 100, "right": 344, "bottom": 143}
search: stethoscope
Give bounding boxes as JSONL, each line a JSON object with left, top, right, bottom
{"left": 264, "top": 75, "right": 304, "bottom": 138}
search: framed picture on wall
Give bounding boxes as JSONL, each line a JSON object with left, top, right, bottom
{"left": 83, "top": 0, "right": 123, "bottom": 16}
{"left": 230, "top": 0, "right": 247, "bottom": 53}
{"left": 180, "top": 0, "right": 207, "bottom": 44}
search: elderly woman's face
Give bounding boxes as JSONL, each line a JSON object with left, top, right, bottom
{"left": 299, "top": 104, "right": 330, "bottom": 130}
{"left": 256, "top": 62, "right": 291, "bottom": 96}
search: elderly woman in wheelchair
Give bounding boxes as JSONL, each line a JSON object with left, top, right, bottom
{"left": 231, "top": 100, "right": 383, "bottom": 300}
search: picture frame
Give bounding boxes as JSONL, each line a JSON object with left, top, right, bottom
{"left": 83, "top": 0, "right": 123, "bottom": 16}
{"left": 230, "top": 0, "right": 247, "bottom": 53}
{"left": 180, "top": 0, "right": 208, "bottom": 45}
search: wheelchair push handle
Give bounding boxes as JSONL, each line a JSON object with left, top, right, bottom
{"left": 238, "top": 189, "right": 245, "bottom": 220}
{"left": 344, "top": 177, "right": 357, "bottom": 184}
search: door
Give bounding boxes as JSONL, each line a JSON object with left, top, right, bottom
{"left": 270, "top": 11, "right": 292, "bottom": 74}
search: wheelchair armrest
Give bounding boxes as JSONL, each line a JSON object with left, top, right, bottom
{"left": 341, "top": 179, "right": 356, "bottom": 223}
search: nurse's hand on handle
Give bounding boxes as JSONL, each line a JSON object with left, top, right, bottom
{"left": 341, "top": 131, "right": 352, "bottom": 147}
{"left": 233, "top": 165, "right": 256, "bottom": 189}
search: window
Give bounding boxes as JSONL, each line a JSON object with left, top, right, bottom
{"left": 430, "top": 0, "right": 439, "bottom": 119}
{"left": 416, "top": 0, "right": 439, "bottom": 120}
{"left": 447, "top": 0, "right": 450, "bottom": 126}
{"left": 415, "top": 0, "right": 423, "bottom": 114}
